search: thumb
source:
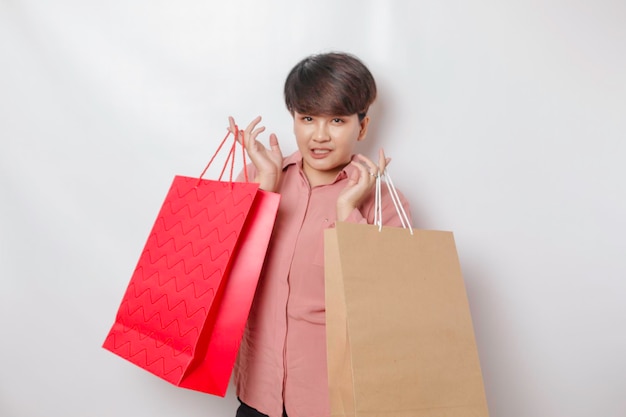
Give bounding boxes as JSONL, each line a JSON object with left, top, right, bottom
{"left": 346, "top": 163, "right": 360, "bottom": 186}
{"left": 269, "top": 133, "right": 282, "bottom": 154}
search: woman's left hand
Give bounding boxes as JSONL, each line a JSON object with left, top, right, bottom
{"left": 336, "top": 149, "right": 390, "bottom": 221}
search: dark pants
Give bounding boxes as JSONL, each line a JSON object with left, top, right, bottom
{"left": 236, "top": 400, "right": 288, "bottom": 417}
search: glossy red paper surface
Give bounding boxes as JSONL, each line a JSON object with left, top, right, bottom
{"left": 103, "top": 175, "right": 279, "bottom": 396}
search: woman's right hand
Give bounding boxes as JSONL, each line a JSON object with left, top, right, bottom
{"left": 228, "top": 115, "right": 283, "bottom": 192}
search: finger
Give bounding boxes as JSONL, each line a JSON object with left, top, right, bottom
{"left": 244, "top": 116, "right": 263, "bottom": 134}
{"left": 251, "top": 126, "right": 266, "bottom": 140}
{"left": 356, "top": 154, "right": 379, "bottom": 176}
{"left": 269, "top": 133, "right": 280, "bottom": 150}
{"left": 241, "top": 127, "right": 264, "bottom": 152}
{"left": 242, "top": 116, "right": 265, "bottom": 149}
{"left": 350, "top": 160, "right": 373, "bottom": 183}
{"left": 228, "top": 116, "right": 238, "bottom": 134}
{"left": 378, "top": 149, "right": 392, "bottom": 174}
{"left": 346, "top": 167, "right": 360, "bottom": 186}
{"left": 378, "top": 149, "right": 386, "bottom": 171}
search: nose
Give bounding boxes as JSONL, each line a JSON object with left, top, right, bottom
{"left": 313, "top": 121, "right": 330, "bottom": 142}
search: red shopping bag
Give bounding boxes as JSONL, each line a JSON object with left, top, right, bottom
{"left": 103, "top": 130, "right": 280, "bottom": 396}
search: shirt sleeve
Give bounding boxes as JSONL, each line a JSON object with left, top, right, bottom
{"left": 235, "top": 163, "right": 257, "bottom": 182}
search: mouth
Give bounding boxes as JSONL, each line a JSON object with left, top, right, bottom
{"left": 310, "top": 148, "right": 332, "bottom": 159}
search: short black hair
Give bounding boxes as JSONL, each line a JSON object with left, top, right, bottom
{"left": 284, "top": 52, "right": 377, "bottom": 121}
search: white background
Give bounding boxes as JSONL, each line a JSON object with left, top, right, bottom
{"left": 1, "top": 1, "right": 625, "bottom": 416}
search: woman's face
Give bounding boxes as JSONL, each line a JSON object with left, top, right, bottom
{"left": 292, "top": 112, "right": 369, "bottom": 186}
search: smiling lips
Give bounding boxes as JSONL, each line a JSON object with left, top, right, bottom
{"left": 311, "top": 148, "right": 331, "bottom": 158}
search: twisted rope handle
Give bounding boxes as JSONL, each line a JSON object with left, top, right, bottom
{"left": 374, "top": 168, "right": 413, "bottom": 234}
{"left": 196, "top": 126, "right": 249, "bottom": 186}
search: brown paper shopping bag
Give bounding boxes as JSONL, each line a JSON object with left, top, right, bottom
{"left": 324, "top": 173, "right": 489, "bottom": 417}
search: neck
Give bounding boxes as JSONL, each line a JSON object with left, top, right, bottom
{"left": 303, "top": 164, "right": 344, "bottom": 188}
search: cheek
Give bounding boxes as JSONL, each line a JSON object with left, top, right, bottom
{"left": 294, "top": 123, "right": 312, "bottom": 137}
{"left": 294, "top": 128, "right": 311, "bottom": 151}
{"left": 294, "top": 126, "right": 306, "bottom": 139}
{"left": 335, "top": 128, "right": 361, "bottom": 148}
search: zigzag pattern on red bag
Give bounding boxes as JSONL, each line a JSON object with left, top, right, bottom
{"left": 103, "top": 175, "right": 260, "bottom": 384}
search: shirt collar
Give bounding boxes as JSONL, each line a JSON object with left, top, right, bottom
{"left": 283, "top": 151, "right": 359, "bottom": 185}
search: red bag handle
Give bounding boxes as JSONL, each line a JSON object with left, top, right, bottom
{"left": 196, "top": 126, "right": 249, "bottom": 186}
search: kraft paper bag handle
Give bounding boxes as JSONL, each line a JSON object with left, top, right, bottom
{"left": 196, "top": 127, "right": 249, "bottom": 186}
{"left": 374, "top": 168, "right": 414, "bottom": 234}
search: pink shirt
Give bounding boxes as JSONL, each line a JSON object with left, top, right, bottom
{"left": 234, "top": 152, "right": 411, "bottom": 417}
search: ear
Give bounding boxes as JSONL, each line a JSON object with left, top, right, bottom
{"left": 357, "top": 116, "right": 370, "bottom": 141}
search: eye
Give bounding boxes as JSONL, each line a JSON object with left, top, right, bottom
{"left": 301, "top": 116, "right": 313, "bottom": 122}
{"left": 332, "top": 118, "right": 344, "bottom": 123}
